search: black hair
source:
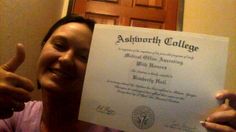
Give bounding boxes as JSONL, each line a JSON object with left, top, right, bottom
{"left": 41, "top": 14, "right": 95, "bottom": 47}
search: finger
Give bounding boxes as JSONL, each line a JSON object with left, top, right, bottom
{"left": 216, "top": 90, "right": 236, "bottom": 108}
{"left": 0, "top": 84, "right": 31, "bottom": 102}
{"left": 5, "top": 72, "right": 34, "bottom": 92}
{"left": 0, "top": 95, "right": 25, "bottom": 112}
{"left": 0, "top": 94, "right": 20, "bottom": 109}
{"left": 216, "top": 90, "right": 236, "bottom": 101}
{"left": 216, "top": 104, "right": 233, "bottom": 112}
{"left": 1, "top": 43, "right": 25, "bottom": 72}
{"left": 201, "top": 121, "right": 236, "bottom": 132}
{"left": 0, "top": 109, "right": 14, "bottom": 119}
{"left": 207, "top": 109, "right": 236, "bottom": 123}
{"left": 11, "top": 102, "right": 25, "bottom": 112}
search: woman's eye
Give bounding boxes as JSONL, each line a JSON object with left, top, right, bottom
{"left": 50, "top": 36, "right": 68, "bottom": 51}
{"left": 75, "top": 52, "right": 88, "bottom": 63}
{"left": 80, "top": 55, "right": 88, "bottom": 63}
{"left": 53, "top": 42, "right": 66, "bottom": 51}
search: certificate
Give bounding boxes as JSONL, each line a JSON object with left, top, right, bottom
{"left": 79, "top": 24, "right": 229, "bottom": 132}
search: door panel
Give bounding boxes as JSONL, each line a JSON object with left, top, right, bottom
{"left": 86, "top": 13, "right": 118, "bottom": 25}
{"left": 135, "top": 0, "right": 163, "bottom": 8}
{"left": 131, "top": 19, "right": 163, "bottom": 29}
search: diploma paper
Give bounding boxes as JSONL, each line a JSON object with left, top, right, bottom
{"left": 79, "top": 24, "right": 229, "bottom": 132}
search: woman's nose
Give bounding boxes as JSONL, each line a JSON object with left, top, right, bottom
{"left": 58, "top": 50, "right": 75, "bottom": 68}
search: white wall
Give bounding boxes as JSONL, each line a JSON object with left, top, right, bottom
{"left": 0, "top": 0, "right": 65, "bottom": 99}
{"left": 183, "top": 0, "right": 236, "bottom": 90}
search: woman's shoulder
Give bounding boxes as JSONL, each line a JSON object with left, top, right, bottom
{"left": 13, "top": 100, "right": 43, "bottom": 131}
{"left": 23, "top": 100, "right": 43, "bottom": 114}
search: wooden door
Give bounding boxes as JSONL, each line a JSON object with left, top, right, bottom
{"left": 72, "top": 0, "right": 179, "bottom": 30}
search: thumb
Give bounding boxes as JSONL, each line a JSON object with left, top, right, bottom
{"left": 216, "top": 90, "right": 236, "bottom": 101}
{"left": 216, "top": 90, "right": 236, "bottom": 108}
{"left": 1, "top": 43, "right": 25, "bottom": 72}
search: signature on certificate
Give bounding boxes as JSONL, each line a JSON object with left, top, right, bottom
{"left": 164, "top": 120, "right": 197, "bottom": 132}
{"left": 96, "top": 105, "right": 116, "bottom": 115}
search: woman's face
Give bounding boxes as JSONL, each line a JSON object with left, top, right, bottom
{"left": 37, "top": 22, "right": 92, "bottom": 94}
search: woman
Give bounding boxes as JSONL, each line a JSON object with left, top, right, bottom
{"left": 0, "top": 15, "right": 120, "bottom": 132}
{"left": 0, "top": 15, "right": 235, "bottom": 131}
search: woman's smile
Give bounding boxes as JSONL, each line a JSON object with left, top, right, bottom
{"left": 49, "top": 67, "right": 76, "bottom": 80}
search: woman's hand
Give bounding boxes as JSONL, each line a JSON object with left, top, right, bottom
{"left": 201, "top": 90, "right": 236, "bottom": 132}
{"left": 0, "top": 44, "right": 34, "bottom": 119}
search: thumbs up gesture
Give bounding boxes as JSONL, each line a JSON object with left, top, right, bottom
{"left": 0, "top": 43, "right": 34, "bottom": 119}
